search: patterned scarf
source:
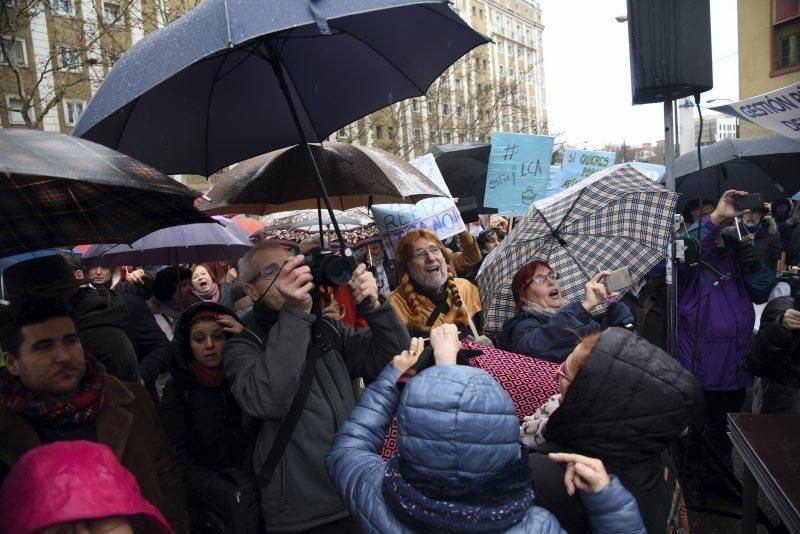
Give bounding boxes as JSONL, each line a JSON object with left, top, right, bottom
{"left": 522, "top": 301, "right": 563, "bottom": 318}
{"left": 0, "top": 353, "right": 106, "bottom": 426}
{"left": 381, "top": 452, "right": 534, "bottom": 533}
{"left": 188, "top": 359, "right": 225, "bottom": 388}
{"left": 193, "top": 281, "right": 221, "bottom": 303}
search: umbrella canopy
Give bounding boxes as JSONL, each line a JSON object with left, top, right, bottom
{"left": 428, "top": 142, "right": 494, "bottom": 210}
{"left": 81, "top": 216, "right": 252, "bottom": 267}
{"left": 198, "top": 143, "right": 448, "bottom": 215}
{"left": 671, "top": 135, "right": 800, "bottom": 210}
{"left": 73, "top": 0, "right": 489, "bottom": 177}
{"left": 477, "top": 164, "right": 677, "bottom": 335}
{"left": 0, "top": 129, "right": 209, "bottom": 257}
{"left": 229, "top": 216, "right": 266, "bottom": 236}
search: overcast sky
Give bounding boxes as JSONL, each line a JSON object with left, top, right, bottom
{"left": 537, "top": 0, "right": 739, "bottom": 147}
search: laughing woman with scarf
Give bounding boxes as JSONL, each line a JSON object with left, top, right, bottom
{"left": 501, "top": 261, "right": 634, "bottom": 362}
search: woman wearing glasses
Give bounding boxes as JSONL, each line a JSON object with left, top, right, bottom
{"left": 501, "top": 260, "right": 634, "bottom": 362}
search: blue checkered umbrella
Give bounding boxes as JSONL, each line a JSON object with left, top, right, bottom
{"left": 477, "top": 164, "right": 677, "bottom": 335}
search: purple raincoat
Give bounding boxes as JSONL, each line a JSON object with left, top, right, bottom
{"left": 677, "top": 216, "right": 754, "bottom": 391}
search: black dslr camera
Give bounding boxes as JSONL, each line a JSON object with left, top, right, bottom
{"left": 303, "top": 247, "right": 356, "bottom": 286}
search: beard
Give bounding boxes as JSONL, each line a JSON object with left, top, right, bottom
{"left": 410, "top": 263, "right": 448, "bottom": 291}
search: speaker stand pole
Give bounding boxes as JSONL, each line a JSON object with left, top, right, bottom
{"left": 664, "top": 97, "right": 678, "bottom": 358}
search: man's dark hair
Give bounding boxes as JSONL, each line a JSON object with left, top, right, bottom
{"left": 681, "top": 198, "right": 715, "bottom": 225}
{"left": 151, "top": 266, "right": 191, "bottom": 303}
{"left": 0, "top": 295, "right": 76, "bottom": 357}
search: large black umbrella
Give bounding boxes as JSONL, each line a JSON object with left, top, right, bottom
{"left": 671, "top": 135, "right": 800, "bottom": 211}
{"left": 198, "top": 142, "right": 447, "bottom": 216}
{"left": 0, "top": 129, "right": 209, "bottom": 257}
{"left": 428, "top": 141, "right": 492, "bottom": 208}
{"left": 73, "top": 0, "right": 489, "bottom": 177}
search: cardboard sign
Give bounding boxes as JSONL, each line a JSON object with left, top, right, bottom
{"left": 560, "top": 149, "right": 616, "bottom": 189}
{"left": 372, "top": 154, "right": 465, "bottom": 258}
{"left": 711, "top": 82, "right": 800, "bottom": 140}
{"left": 484, "top": 132, "right": 554, "bottom": 216}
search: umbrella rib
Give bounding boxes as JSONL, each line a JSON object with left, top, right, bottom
{"left": 204, "top": 48, "right": 235, "bottom": 176}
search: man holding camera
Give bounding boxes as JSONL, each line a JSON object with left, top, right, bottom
{"left": 223, "top": 241, "right": 410, "bottom": 532}
{"left": 752, "top": 294, "right": 800, "bottom": 415}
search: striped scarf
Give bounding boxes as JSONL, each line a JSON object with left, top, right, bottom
{"left": 0, "top": 353, "right": 106, "bottom": 426}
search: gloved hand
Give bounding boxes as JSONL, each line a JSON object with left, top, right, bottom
{"left": 731, "top": 236, "right": 762, "bottom": 273}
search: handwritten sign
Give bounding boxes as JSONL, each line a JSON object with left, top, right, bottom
{"left": 711, "top": 82, "right": 800, "bottom": 140}
{"left": 560, "top": 149, "right": 616, "bottom": 189}
{"left": 545, "top": 165, "right": 564, "bottom": 198}
{"left": 372, "top": 154, "right": 465, "bottom": 258}
{"left": 484, "top": 132, "right": 554, "bottom": 215}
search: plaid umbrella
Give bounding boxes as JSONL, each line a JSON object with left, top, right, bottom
{"left": 0, "top": 129, "right": 208, "bottom": 257}
{"left": 477, "top": 164, "right": 677, "bottom": 335}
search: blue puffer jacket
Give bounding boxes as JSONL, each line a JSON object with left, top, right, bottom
{"left": 501, "top": 301, "right": 635, "bottom": 362}
{"left": 326, "top": 364, "right": 646, "bottom": 533}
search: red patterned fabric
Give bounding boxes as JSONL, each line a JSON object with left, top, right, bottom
{"left": 380, "top": 341, "right": 560, "bottom": 459}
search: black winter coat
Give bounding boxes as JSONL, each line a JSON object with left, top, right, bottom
{"left": 752, "top": 296, "right": 800, "bottom": 388}
{"left": 532, "top": 328, "right": 700, "bottom": 534}
{"left": 158, "top": 303, "right": 248, "bottom": 504}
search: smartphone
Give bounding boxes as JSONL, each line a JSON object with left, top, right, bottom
{"left": 735, "top": 193, "right": 764, "bottom": 211}
{"left": 605, "top": 267, "right": 633, "bottom": 294}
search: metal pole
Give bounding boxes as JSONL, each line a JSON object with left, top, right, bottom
{"left": 664, "top": 97, "right": 678, "bottom": 357}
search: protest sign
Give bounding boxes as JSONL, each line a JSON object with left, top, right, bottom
{"left": 545, "top": 165, "right": 563, "bottom": 198}
{"left": 710, "top": 82, "right": 800, "bottom": 140}
{"left": 372, "top": 154, "right": 465, "bottom": 257}
{"left": 484, "top": 132, "right": 554, "bottom": 215}
{"left": 560, "top": 149, "right": 616, "bottom": 189}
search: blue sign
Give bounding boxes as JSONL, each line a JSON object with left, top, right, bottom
{"left": 484, "top": 132, "right": 554, "bottom": 215}
{"left": 560, "top": 149, "right": 616, "bottom": 189}
{"left": 545, "top": 165, "right": 563, "bottom": 198}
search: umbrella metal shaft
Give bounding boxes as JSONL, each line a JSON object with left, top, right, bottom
{"left": 261, "top": 44, "right": 348, "bottom": 251}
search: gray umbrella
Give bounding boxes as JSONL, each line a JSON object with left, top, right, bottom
{"left": 198, "top": 142, "right": 447, "bottom": 216}
{"left": 73, "top": 0, "right": 489, "bottom": 177}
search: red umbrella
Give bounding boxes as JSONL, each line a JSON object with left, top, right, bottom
{"left": 230, "top": 216, "right": 265, "bottom": 236}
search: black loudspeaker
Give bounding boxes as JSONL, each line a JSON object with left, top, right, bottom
{"left": 626, "top": 0, "right": 713, "bottom": 104}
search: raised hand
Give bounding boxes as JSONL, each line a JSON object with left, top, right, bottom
{"left": 347, "top": 263, "right": 379, "bottom": 309}
{"left": 393, "top": 337, "right": 424, "bottom": 373}
{"left": 275, "top": 254, "right": 314, "bottom": 312}
{"left": 581, "top": 271, "right": 611, "bottom": 312}
{"left": 548, "top": 452, "right": 611, "bottom": 496}
{"left": 430, "top": 324, "right": 460, "bottom": 365}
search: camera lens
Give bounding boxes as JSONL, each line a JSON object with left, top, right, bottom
{"left": 322, "top": 256, "right": 354, "bottom": 286}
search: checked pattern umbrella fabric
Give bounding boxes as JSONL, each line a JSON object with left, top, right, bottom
{"left": 477, "top": 164, "right": 677, "bottom": 335}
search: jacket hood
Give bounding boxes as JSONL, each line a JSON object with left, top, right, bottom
{"left": 545, "top": 328, "right": 700, "bottom": 476}
{"left": 396, "top": 365, "right": 522, "bottom": 483}
{"left": 170, "top": 301, "right": 237, "bottom": 388}
{"left": 72, "top": 287, "right": 128, "bottom": 329}
{"left": 0, "top": 440, "right": 171, "bottom": 534}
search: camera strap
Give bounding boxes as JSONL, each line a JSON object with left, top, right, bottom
{"left": 256, "top": 300, "right": 329, "bottom": 488}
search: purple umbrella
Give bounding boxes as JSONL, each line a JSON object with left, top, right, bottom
{"left": 81, "top": 216, "right": 252, "bottom": 267}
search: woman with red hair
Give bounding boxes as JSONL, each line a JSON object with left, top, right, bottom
{"left": 500, "top": 260, "right": 634, "bottom": 362}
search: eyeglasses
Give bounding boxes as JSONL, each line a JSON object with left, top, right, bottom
{"left": 555, "top": 360, "right": 571, "bottom": 383}
{"left": 528, "top": 272, "right": 559, "bottom": 286}
{"left": 248, "top": 262, "right": 282, "bottom": 284}
{"left": 411, "top": 246, "right": 443, "bottom": 261}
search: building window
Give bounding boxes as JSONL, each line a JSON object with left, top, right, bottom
{"left": 507, "top": 44, "right": 513, "bottom": 55}
{"left": 1, "top": 36, "right": 26, "bottom": 66}
{"left": 442, "top": 103, "right": 449, "bottom": 116}
{"left": 411, "top": 99, "right": 419, "bottom": 112}
{"left": 427, "top": 101, "right": 435, "bottom": 114}
{"left": 6, "top": 95, "right": 29, "bottom": 124}
{"left": 56, "top": 46, "right": 80, "bottom": 71}
{"left": 103, "top": 2, "right": 122, "bottom": 24}
{"left": 50, "top": 0, "right": 73, "bottom": 15}
{"left": 455, "top": 78, "right": 462, "bottom": 89}
{"left": 471, "top": 6, "right": 475, "bottom": 16}
{"left": 375, "top": 125, "right": 383, "bottom": 140}
{"left": 387, "top": 126, "right": 394, "bottom": 139}
{"left": 443, "top": 132, "right": 451, "bottom": 144}
{"left": 509, "top": 68, "right": 515, "bottom": 79}
{"left": 63, "top": 100, "right": 85, "bottom": 126}
{"left": 499, "top": 65, "right": 504, "bottom": 75}
{"left": 413, "top": 128, "right": 421, "bottom": 141}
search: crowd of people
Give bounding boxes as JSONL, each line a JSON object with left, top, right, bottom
{"left": 0, "top": 191, "right": 798, "bottom": 533}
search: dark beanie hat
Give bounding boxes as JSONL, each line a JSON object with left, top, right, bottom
{"left": 152, "top": 266, "right": 191, "bottom": 302}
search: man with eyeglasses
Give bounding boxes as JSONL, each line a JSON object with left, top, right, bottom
{"left": 222, "top": 240, "right": 409, "bottom": 532}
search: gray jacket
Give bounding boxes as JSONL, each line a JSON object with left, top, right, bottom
{"left": 223, "top": 300, "right": 409, "bottom": 532}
